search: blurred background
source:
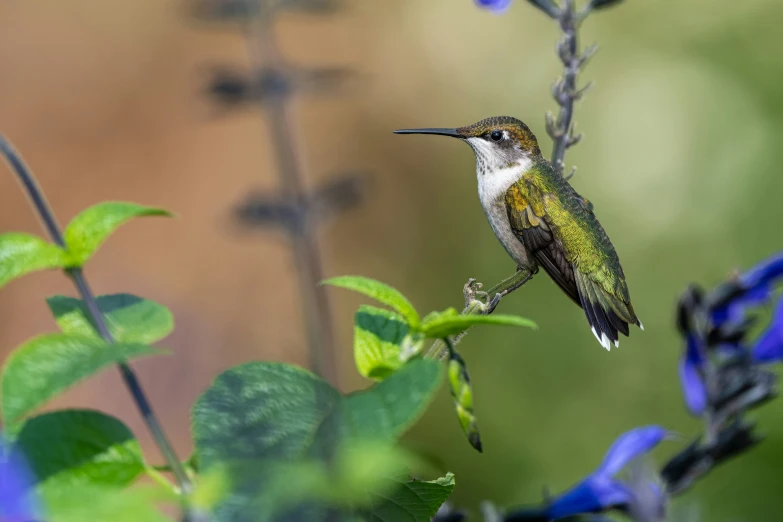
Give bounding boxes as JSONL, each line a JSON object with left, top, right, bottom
{"left": 0, "top": 0, "right": 781, "bottom": 520}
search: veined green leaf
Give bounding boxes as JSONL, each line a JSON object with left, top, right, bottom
{"left": 13, "top": 409, "right": 145, "bottom": 493}
{"left": 1, "top": 334, "right": 164, "bottom": 427}
{"left": 191, "top": 362, "right": 342, "bottom": 469}
{"left": 421, "top": 310, "right": 537, "bottom": 339}
{"left": 367, "top": 472, "right": 455, "bottom": 522}
{"left": 344, "top": 358, "right": 442, "bottom": 442}
{"left": 322, "top": 276, "right": 420, "bottom": 327}
{"left": 63, "top": 202, "right": 171, "bottom": 267}
{"left": 0, "top": 233, "right": 68, "bottom": 289}
{"left": 354, "top": 305, "right": 408, "bottom": 381}
{"left": 46, "top": 294, "right": 174, "bottom": 344}
{"left": 191, "top": 359, "right": 445, "bottom": 520}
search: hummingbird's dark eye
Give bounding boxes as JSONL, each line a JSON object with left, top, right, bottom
{"left": 489, "top": 130, "right": 503, "bottom": 142}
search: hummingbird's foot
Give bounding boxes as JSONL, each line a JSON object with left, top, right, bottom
{"left": 464, "top": 278, "right": 488, "bottom": 305}
{"left": 464, "top": 278, "right": 497, "bottom": 314}
{"left": 486, "top": 293, "right": 503, "bottom": 314}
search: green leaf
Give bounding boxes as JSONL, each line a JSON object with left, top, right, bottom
{"left": 245, "top": 442, "right": 416, "bottom": 512}
{"left": 46, "top": 294, "right": 174, "bottom": 344}
{"left": 192, "top": 360, "right": 443, "bottom": 467}
{"left": 43, "top": 484, "right": 173, "bottom": 522}
{"left": 191, "top": 359, "right": 444, "bottom": 521}
{"left": 1, "top": 334, "right": 165, "bottom": 426}
{"left": 0, "top": 233, "right": 68, "bottom": 289}
{"left": 345, "top": 358, "right": 443, "bottom": 442}
{"left": 421, "top": 308, "right": 537, "bottom": 339}
{"left": 13, "top": 409, "right": 145, "bottom": 493}
{"left": 63, "top": 202, "right": 171, "bottom": 266}
{"left": 191, "top": 466, "right": 232, "bottom": 512}
{"left": 322, "top": 276, "right": 420, "bottom": 327}
{"left": 192, "top": 362, "right": 342, "bottom": 469}
{"left": 368, "top": 473, "right": 455, "bottom": 522}
{"left": 354, "top": 305, "right": 409, "bottom": 380}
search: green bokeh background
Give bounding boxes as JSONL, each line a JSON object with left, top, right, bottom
{"left": 366, "top": 1, "right": 783, "bottom": 520}
{"left": 0, "top": 0, "right": 781, "bottom": 520}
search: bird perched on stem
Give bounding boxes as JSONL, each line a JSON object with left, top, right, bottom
{"left": 395, "top": 116, "right": 642, "bottom": 350}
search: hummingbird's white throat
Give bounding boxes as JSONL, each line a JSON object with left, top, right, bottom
{"left": 466, "top": 136, "right": 534, "bottom": 271}
{"left": 467, "top": 137, "right": 532, "bottom": 209}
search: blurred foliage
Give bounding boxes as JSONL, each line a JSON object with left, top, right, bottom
{"left": 0, "top": 185, "right": 535, "bottom": 520}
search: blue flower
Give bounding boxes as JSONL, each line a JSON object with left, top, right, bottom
{"left": 740, "top": 252, "right": 783, "bottom": 293}
{"left": 753, "top": 294, "right": 783, "bottom": 363}
{"left": 712, "top": 252, "right": 783, "bottom": 326}
{"left": 678, "top": 334, "right": 708, "bottom": 416}
{"left": 0, "top": 437, "right": 38, "bottom": 521}
{"left": 545, "top": 426, "right": 667, "bottom": 519}
{"left": 475, "top": 0, "right": 513, "bottom": 13}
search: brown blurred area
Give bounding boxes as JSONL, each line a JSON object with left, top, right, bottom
{"left": 0, "top": 0, "right": 390, "bottom": 459}
{"left": 0, "top": 0, "right": 483, "bottom": 462}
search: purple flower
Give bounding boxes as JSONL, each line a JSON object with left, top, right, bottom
{"left": 753, "top": 295, "right": 783, "bottom": 363}
{"left": 546, "top": 426, "right": 667, "bottom": 519}
{"left": 475, "top": 0, "right": 513, "bottom": 13}
{"left": 0, "top": 437, "right": 38, "bottom": 521}
{"left": 678, "top": 334, "right": 708, "bottom": 416}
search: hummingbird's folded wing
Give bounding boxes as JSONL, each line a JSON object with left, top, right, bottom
{"left": 505, "top": 182, "right": 580, "bottom": 305}
{"left": 505, "top": 179, "right": 638, "bottom": 349}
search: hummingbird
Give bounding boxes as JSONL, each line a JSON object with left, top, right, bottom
{"left": 394, "top": 116, "right": 642, "bottom": 350}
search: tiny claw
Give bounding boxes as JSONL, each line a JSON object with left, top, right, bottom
{"left": 464, "top": 278, "right": 490, "bottom": 307}
{"left": 564, "top": 165, "right": 577, "bottom": 180}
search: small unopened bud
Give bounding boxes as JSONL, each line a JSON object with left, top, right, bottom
{"left": 448, "top": 353, "right": 482, "bottom": 452}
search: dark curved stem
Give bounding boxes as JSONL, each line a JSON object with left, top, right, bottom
{"left": 241, "top": 0, "right": 338, "bottom": 385}
{"left": 0, "top": 136, "right": 192, "bottom": 496}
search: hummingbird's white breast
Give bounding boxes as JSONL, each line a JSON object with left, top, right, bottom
{"left": 467, "top": 136, "right": 535, "bottom": 269}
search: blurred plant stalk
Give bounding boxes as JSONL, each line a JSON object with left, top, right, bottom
{"left": 204, "top": 0, "right": 370, "bottom": 387}
{"left": 240, "top": 0, "right": 339, "bottom": 384}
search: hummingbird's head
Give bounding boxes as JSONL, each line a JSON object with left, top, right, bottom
{"left": 394, "top": 116, "right": 541, "bottom": 175}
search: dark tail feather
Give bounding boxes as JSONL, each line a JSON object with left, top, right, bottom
{"left": 575, "top": 272, "right": 641, "bottom": 350}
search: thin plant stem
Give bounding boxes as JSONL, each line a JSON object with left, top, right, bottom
{"left": 549, "top": 0, "right": 579, "bottom": 174}
{"left": 242, "top": 0, "right": 338, "bottom": 385}
{"left": 0, "top": 135, "right": 192, "bottom": 496}
{"left": 436, "top": 0, "right": 596, "bottom": 358}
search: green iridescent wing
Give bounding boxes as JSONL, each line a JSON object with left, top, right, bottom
{"left": 505, "top": 179, "right": 579, "bottom": 304}
{"left": 505, "top": 175, "right": 640, "bottom": 349}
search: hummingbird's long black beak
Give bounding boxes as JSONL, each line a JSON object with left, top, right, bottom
{"left": 393, "top": 128, "right": 464, "bottom": 139}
